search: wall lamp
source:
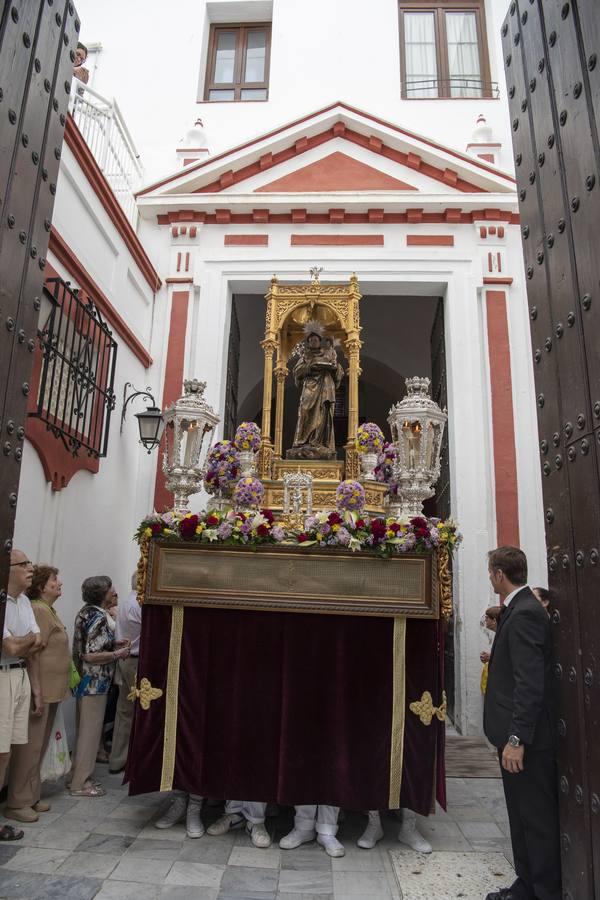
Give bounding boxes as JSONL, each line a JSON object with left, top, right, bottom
{"left": 120, "top": 382, "right": 164, "bottom": 453}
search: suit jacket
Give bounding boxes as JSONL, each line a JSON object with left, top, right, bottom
{"left": 483, "top": 586, "right": 556, "bottom": 750}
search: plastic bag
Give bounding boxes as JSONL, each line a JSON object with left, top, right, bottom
{"left": 40, "top": 705, "right": 72, "bottom": 783}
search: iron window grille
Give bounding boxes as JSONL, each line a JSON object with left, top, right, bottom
{"left": 31, "top": 277, "right": 117, "bottom": 458}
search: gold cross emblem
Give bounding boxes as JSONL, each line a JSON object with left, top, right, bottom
{"left": 409, "top": 690, "right": 447, "bottom": 726}
{"left": 128, "top": 677, "right": 163, "bottom": 710}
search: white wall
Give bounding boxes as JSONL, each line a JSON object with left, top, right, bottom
{"left": 74, "top": 0, "right": 515, "bottom": 181}
{"left": 13, "top": 149, "right": 162, "bottom": 645}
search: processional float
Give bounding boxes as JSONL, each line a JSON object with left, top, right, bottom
{"left": 126, "top": 271, "right": 456, "bottom": 816}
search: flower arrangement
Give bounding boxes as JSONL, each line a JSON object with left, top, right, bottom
{"left": 234, "top": 421, "right": 261, "bottom": 452}
{"left": 374, "top": 441, "right": 399, "bottom": 497}
{"left": 335, "top": 479, "right": 366, "bottom": 512}
{"left": 203, "top": 441, "right": 240, "bottom": 492}
{"left": 233, "top": 476, "right": 265, "bottom": 509}
{"left": 135, "top": 509, "right": 462, "bottom": 560}
{"left": 356, "top": 422, "right": 385, "bottom": 454}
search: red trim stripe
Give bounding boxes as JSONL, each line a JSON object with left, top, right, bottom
{"left": 486, "top": 290, "right": 520, "bottom": 546}
{"left": 65, "top": 116, "right": 161, "bottom": 293}
{"left": 49, "top": 229, "right": 153, "bottom": 368}
{"left": 290, "top": 234, "right": 384, "bottom": 246}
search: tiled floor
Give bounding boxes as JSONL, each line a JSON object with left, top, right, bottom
{"left": 0, "top": 771, "right": 514, "bottom": 899}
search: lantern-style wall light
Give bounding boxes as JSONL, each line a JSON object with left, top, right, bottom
{"left": 120, "top": 383, "right": 164, "bottom": 453}
{"left": 388, "top": 376, "right": 447, "bottom": 517}
{"left": 162, "top": 379, "right": 220, "bottom": 512}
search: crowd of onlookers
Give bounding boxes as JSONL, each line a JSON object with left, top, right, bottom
{"left": 0, "top": 548, "right": 140, "bottom": 841}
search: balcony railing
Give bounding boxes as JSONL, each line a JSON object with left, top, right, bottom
{"left": 70, "top": 83, "right": 143, "bottom": 228}
{"left": 401, "top": 78, "right": 500, "bottom": 100}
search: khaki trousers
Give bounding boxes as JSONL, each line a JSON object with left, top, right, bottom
{"left": 68, "top": 694, "right": 107, "bottom": 791}
{"left": 108, "top": 657, "right": 137, "bottom": 772}
{"left": 7, "top": 701, "right": 58, "bottom": 809}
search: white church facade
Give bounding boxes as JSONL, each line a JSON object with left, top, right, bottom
{"left": 13, "top": 0, "right": 545, "bottom": 736}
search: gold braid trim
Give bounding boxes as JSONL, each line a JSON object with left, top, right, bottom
{"left": 438, "top": 544, "right": 453, "bottom": 620}
{"left": 128, "top": 677, "right": 163, "bottom": 710}
{"left": 160, "top": 606, "right": 184, "bottom": 791}
{"left": 136, "top": 539, "right": 149, "bottom": 606}
{"left": 409, "top": 690, "right": 447, "bottom": 726}
{"left": 388, "top": 617, "right": 407, "bottom": 808}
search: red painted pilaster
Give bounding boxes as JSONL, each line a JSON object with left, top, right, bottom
{"left": 486, "top": 290, "right": 520, "bottom": 547}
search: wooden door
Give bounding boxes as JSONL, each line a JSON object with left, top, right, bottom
{"left": 503, "top": 2, "right": 600, "bottom": 896}
{"left": 0, "top": 0, "right": 79, "bottom": 632}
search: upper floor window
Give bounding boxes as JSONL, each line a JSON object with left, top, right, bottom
{"left": 399, "top": 1, "right": 494, "bottom": 99}
{"left": 204, "top": 24, "right": 271, "bottom": 101}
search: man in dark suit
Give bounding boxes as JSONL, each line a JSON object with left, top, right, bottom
{"left": 483, "top": 546, "right": 561, "bottom": 900}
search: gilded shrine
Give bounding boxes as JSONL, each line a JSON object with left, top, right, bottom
{"left": 257, "top": 271, "right": 386, "bottom": 511}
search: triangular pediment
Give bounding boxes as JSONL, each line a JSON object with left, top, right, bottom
{"left": 254, "top": 151, "right": 417, "bottom": 192}
{"left": 137, "top": 103, "right": 516, "bottom": 219}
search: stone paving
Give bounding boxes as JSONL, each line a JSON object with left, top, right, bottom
{"left": 0, "top": 771, "right": 514, "bottom": 900}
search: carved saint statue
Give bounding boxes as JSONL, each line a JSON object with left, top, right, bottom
{"left": 287, "top": 328, "right": 345, "bottom": 460}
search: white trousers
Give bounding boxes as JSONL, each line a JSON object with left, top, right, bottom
{"left": 225, "top": 799, "right": 266, "bottom": 824}
{"left": 294, "top": 804, "right": 340, "bottom": 835}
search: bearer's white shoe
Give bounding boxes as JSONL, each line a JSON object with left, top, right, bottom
{"left": 357, "top": 811, "right": 384, "bottom": 849}
{"left": 317, "top": 834, "right": 345, "bottom": 857}
{"left": 155, "top": 793, "right": 187, "bottom": 829}
{"left": 246, "top": 821, "right": 272, "bottom": 848}
{"left": 207, "top": 812, "right": 245, "bottom": 835}
{"left": 186, "top": 797, "right": 205, "bottom": 839}
{"left": 397, "top": 811, "right": 432, "bottom": 854}
{"left": 279, "top": 827, "right": 315, "bottom": 849}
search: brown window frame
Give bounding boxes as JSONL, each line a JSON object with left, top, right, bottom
{"left": 204, "top": 23, "right": 271, "bottom": 102}
{"left": 398, "top": 0, "right": 493, "bottom": 99}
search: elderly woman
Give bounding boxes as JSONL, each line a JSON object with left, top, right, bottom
{"left": 68, "top": 576, "right": 130, "bottom": 797}
{"left": 5, "top": 566, "right": 70, "bottom": 824}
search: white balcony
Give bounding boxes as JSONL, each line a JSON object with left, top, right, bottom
{"left": 70, "top": 83, "right": 143, "bottom": 229}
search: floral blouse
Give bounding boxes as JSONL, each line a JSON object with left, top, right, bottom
{"left": 72, "top": 605, "right": 115, "bottom": 697}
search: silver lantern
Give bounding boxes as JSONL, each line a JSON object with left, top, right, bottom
{"left": 162, "top": 379, "right": 220, "bottom": 512}
{"left": 387, "top": 376, "right": 447, "bottom": 517}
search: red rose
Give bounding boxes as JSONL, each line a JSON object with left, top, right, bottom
{"left": 298, "top": 533, "right": 308, "bottom": 543}
{"left": 257, "top": 523, "right": 270, "bottom": 537}
{"left": 389, "top": 522, "right": 401, "bottom": 534}
{"left": 180, "top": 515, "right": 199, "bottom": 539}
{"left": 151, "top": 523, "right": 162, "bottom": 535}
{"left": 206, "top": 514, "right": 219, "bottom": 526}
{"left": 328, "top": 511, "right": 343, "bottom": 526}
{"left": 355, "top": 518, "right": 365, "bottom": 529}
{"left": 370, "top": 519, "right": 387, "bottom": 542}
{"left": 261, "top": 508, "right": 275, "bottom": 524}
{"left": 411, "top": 516, "right": 428, "bottom": 529}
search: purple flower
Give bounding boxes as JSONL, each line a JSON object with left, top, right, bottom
{"left": 217, "top": 522, "right": 233, "bottom": 539}
{"left": 336, "top": 527, "right": 351, "bottom": 546}
{"left": 271, "top": 525, "right": 285, "bottom": 542}
{"left": 233, "top": 477, "right": 265, "bottom": 508}
{"left": 240, "top": 522, "right": 253, "bottom": 535}
{"left": 403, "top": 532, "right": 416, "bottom": 550}
{"left": 335, "top": 480, "right": 365, "bottom": 512}
{"left": 234, "top": 421, "right": 261, "bottom": 452}
{"left": 321, "top": 523, "right": 331, "bottom": 535}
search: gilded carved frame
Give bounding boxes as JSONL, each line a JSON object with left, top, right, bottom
{"left": 258, "top": 273, "right": 363, "bottom": 480}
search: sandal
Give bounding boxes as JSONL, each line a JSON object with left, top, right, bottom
{"left": 69, "top": 784, "right": 106, "bottom": 797}
{"left": 0, "top": 824, "right": 24, "bottom": 841}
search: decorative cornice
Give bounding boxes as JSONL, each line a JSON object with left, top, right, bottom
{"left": 65, "top": 114, "right": 162, "bottom": 292}
{"left": 156, "top": 208, "right": 520, "bottom": 226}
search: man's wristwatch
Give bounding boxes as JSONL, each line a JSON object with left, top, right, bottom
{"left": 508, "top": 734, "right": 521, "bottom": 748}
